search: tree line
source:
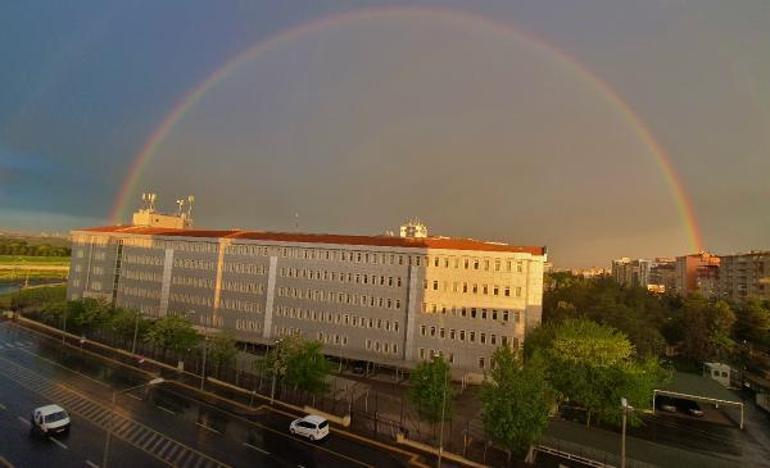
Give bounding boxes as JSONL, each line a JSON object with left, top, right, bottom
{"left": 0, "top": 238, "right": 71, "bottom": 257}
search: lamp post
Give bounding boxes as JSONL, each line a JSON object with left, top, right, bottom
{"left": 435, "top": 353, "right": 449, "bottom": 468}
{"left": 270, "top": 338, "right": 283, "bottom": 405}
{"left": 102, "top": 377, "right": 164, "bottom": 468}
{"left": 200, "top": 336, "right": 210, "bottom": 391}
{"left": 620, "top": 397, "right": 633, "bottom": 468}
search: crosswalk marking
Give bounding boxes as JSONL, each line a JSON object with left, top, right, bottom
{"left": 0, "top": 356, "right": 229, "bottom": 468}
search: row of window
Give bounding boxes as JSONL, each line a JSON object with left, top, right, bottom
{"left": 422, "top": 304, "right": 521, "bottom": 323}
{"left": 430, "top": 256, "right": 525, "bottom": 273}
{"left": 223, "top": 262, "right": 267, "bottom": 275}
{"left": 170, "top": 292, "right": 212, "bottom": 306}
{"left": 274, "top": 306, "right": 401, "bottom": 332}
{"left": 173, "top": 258, "right": 216, "bottom": 270}
{"left": 426, "top": 280, "right": 523, "bottom": 297}
{"left": 124, "top": 269, "right": 162, "bottom": 283}
{"left": 124, "top": 254, "right": 164, "bottom": 266}
{"left": 222, "top": 280, "right": 264, "bottom": 294}
{"left": 172, "top": 275, "right": 214, "bottom": 289}
{"left": 198, "top": 314, "right": 224, "bottom": 328}
{"left": 418, "top": 348, "right": 455, "bottom": 363}
{"left": 221, "top": 298, "right": 260, "bottom": 313}
{"left": 276, "top": 287, "right": 402, "bottom": 310}
{"left": 280, "top": 267, "right": 404, "bottom": 288}
{"left": 120, "top": 285, "right": 160, "bottom": 299}
{"left": 365, "top": 339, "right": 399, "bottom": 355}
{"left": 419, "top": 326, "right": 517, "bottom": 347}
{"left": 318, "top": 331, "right": 349, "bottom": 346}
{"left": 235, "top": 319, "right": 263, "bottom": 332}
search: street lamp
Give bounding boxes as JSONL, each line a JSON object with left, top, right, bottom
{"left": 270, "top": 338, "right": 283, "bottom": 405}
{"left": 102, "top": 377, "right": 164, "bottom": 468}
{"left": 620, "top": 397, "right": 633, "bottom": 468}
{"left": 435, "top": 352, "right": 449, "bottom": 468}
{"left": 200, "top": 336, "right": 210, "bottom": 391}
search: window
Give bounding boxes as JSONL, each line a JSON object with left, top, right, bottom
{"left": 474, "top": 260, "right": 479, "bottom": 270}
{"left": 483, "top": 284, "right": 488, "bottom": 295}
{"left": 506, "top": 261, "right": 512, "bottom": 272}
{"left": 484, "top": 259, "right": 490, "bottom": 271}
{"left": 430, "top": 326, "right": 436, "bottom": 337}
{"left": 471, "top": 308, "right": 477, "bottom": 319}
{"left": 480, "top": 333, "right": 486, "bottom": 344}
{"left": 462, "top": 283, "right": 468, "bottom": 293}
{"left": 503, "top": 311, "right": 509, "bottom": 322}
{"left": 491, "top": 334, "right": 497, "bottom": 345}
{"left": 478, "top": 357, "right": 486, "bottom": 369}
{"left": 469, "top": 331, "right": 476, "bottom": 343}
{"left": 517, "top": 261, "right": 523, "bottom": 272}
{"left": 419, "top": 348, "right": 426, "bottom": 359}
{"left": 495, "top": 260, "right": 501, "bottom": 271}
{"left": 439, "top": 328, "right": 446, "bottom": 339}
{"left": 459, "top": 330, "right": 466, "bottom": 341}
{"left": 504, "top": 287, "right": 511, "bottom": 297}
{"left": 516, "top": 287, "right": 522, "bottom": 297}
{"left": 433, "top": 281, "right": 439, "bottom": 291}
{"left": 434, "top": 257, "right": 440, "bottom": 267}
{"left": 493, "top": 286, "right": 499, "bottom": 296}
{"left": 421, "top": 325, "right": 427, "bottom": 336}
{"left": 449, "top": 329, "right": 456, "bottom": 340}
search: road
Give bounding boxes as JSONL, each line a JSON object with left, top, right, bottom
{"left": 0, "top": 320, "right": 418, "bottom": 467}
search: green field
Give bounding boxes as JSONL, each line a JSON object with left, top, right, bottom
{"left": 0, "top": 255, "right": 70, "bottom": 265}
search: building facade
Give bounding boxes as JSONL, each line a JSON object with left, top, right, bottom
{"left": 648, "top": 258, "right": 676, "bottom": 294}
{"left": 675, "top": 252, "right": 720, "bottom": 297}
{"left": 66, "top": 222, "right": 546, "bottom": 380}
{"left": 718, "top": 251, "right": 770, "bottom": 302}
{"left": 611, "top": 257, "right": 651, "bottom": 288}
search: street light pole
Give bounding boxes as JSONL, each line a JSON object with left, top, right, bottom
{"left": 436, "top": 353, "right": 448, "bottom": 468}
{"left": 200, "top": 336, "right": 209, "bottom": 391}
{"left": 620, "top": 397, "right": 633, "bottom": 468}
{"left": 102, "top": 377, "right": 164, "bottom": 468}
{"left": 270, "top": 338, "right": 282, "bottom": 405}
{"left": 130, "top": 313, "right": 140, "bottom": 355}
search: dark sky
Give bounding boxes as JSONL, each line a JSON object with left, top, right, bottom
{"left": 1, "top": 0, "right": 768, "bottom": 267}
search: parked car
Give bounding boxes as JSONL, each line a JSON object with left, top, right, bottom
{"left": 656, "top": 396, "right": 678, "bottom": 413}
{"left": 681, "top": 400, "right": 704, "bottom": 417}
{"left": 352, "top": 361, "right": 367, "bottom": 375}
{"left": 289, "top": 415, "right": 329, "bottom": 441}
{"left": 31, "top": 404, "right": 70, "bottom": 436}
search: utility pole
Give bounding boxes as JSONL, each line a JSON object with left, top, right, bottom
{"left": 621, "top": 397, "right": 633, "bottom": 468}
{"left": 436, "top": 353, "right": 449, "bottom": 468}
{"left": 200, "top": 336, "right": 209, "bottom": 391}
{"left": 131, "top": 312, "right": 140, "bottom": 354}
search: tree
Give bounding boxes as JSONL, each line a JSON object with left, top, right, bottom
{"left": 532, "top": 319, "right": 669, "bottom": 427}
{"left": 734, "top": 299, "right": 770, "bottom": 346}
{"left": 108, "top": 307, "right": 150, "bottom": 346}
{"left": 408, "top": 355, "right": 453, "bottom": 424}
{"left": 480, "top": 347, "right": 552, "bottom": 460}
{"left": 144, "top": 315, "right": 200, "bottom": 358}
{"left": 263, "top": 335, "right": 331, "bottom": 395}
{"left": 207, "top": 331, "right": 239, "bottom": 377}
{"left": 679, "top": 296, "right": 736, "bottom": 362}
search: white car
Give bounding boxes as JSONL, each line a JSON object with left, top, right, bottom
{"left": 31, "top": 404, "right": 71, "bottom": 436}
{"left": 289, "top": 415, "right": 329, "bottom": 441}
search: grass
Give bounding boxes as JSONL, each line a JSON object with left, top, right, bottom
{"left": 0, "top": 255, "right": 70, "bottom": 265}
{"left": 0, "top": 271, "right": 68, "bottom": 281}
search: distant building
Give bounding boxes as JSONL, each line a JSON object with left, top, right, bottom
{"left": 66, "top": 209, "right": 546, "bottom": 381}
{"left": 611, "top": 257, "right": 651, "bottom": 288}
{"left": 717, "top": 251, "right": 770, "bottom": 302}
{"left": 648, "top": 258, "right": 676, "bottom": 294}
{"left": 675, "top": 252, "right": 720, "bottom": 297}
{"left": 571, "top": 267, "right": 609, "bottom": 279}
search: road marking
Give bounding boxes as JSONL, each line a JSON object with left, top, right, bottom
{"left": 17, "top": 416, "right": 30, "bottom": 426}
{"left": 0, "top": 455, "right": 15, "bottom": 468}
{"left": 85, "top": 460, "right": 99, "bottom": 468}
{"left": 15, "top": 348, "right": 110, "bottom": 389}
{"left": 195, "top": 422, "right": 221, "bottom": 434}
{"left": 0, "top": 403, "right": 6, "bottom": 410}
{"left": 156, "top": 405, "right": 175, "bottom": 415}
{"left": 48, "top": 437, "right": 68, "bottom": 450}
{"left": 127, "top": 393, "right": 142, "bottom": 401}
{"left": 243, "top": 442, "right": 270, "bottom": 455}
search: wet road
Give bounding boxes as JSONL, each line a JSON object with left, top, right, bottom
{"left": 0, "top": 320, "right": 415, "bottom": 467}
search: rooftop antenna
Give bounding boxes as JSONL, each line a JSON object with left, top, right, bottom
{"left": 147, "top": 192, "right": 157, "bottom": 212}
{"left": 176, "top": 198, "right": 185, "bottom": 216}
{"left": 294, "top": 212, "right": 299, "bottom": 231}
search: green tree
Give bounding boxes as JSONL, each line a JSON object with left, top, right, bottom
{"left": 144, "top": 315, "right": 200, "bottom": 358}
{"left": 207, "top": 331, "right": 239, "bottom": 377}
{"left": 480, "top": 347, "right": 552, "bottom": 460}
{"left": 734, "top": 299, "right": 770, "bottom": 346}
{"left": 263, "top": 335, "right": 331, "bottom": 395}
{"left": 108, "top": 307, "right": 150, "bottom": 347}
{"left": 408, "top": 355, "right": 453, "bottom": 424}
{"left": 533, "top": 319, "right": 669, "bottom": 427}
{"left": 679, "top": 296, "right": 736, "bottom": 362}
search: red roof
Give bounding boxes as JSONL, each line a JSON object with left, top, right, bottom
{"left": 80, "top": 225, "right": 545, "bottom": 255}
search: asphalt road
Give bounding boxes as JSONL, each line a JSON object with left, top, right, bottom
{"left": 0, "top": 320, "right": 415, "bottom": 467}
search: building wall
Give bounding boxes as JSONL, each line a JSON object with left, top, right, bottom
{"left": 67, "top": 230, "right": 546, "bottom": 379}
{"left": 718, "top": 252, "right": 770, "bottom": 302}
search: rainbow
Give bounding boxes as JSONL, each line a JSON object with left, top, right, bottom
{"left": 110, "top": 5, "right": 704, "bottom": 251}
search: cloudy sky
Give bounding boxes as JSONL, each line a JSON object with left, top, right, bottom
{"left": 1, "top": 0, "right": 768, "bottom": 267}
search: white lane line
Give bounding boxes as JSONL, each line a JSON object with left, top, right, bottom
{"left": 85, "top": 461, "right": 99, "bottom": 468}
{"left": 17, "top": 416, "right": 31, "bottom": 426}
{"left": 195, "top": 422, "right": 221, "bottom": 434}
{"left": 243, "top": 442, "right": 270, "bottom": 455}
{"left": 48, "top": 437, "right": 68, "bottom": 450}
{"left": 127, "top": 394, "right": 142, "bottom": 401}
{"left": 0, "top": 402, "right": 6, "bottom": 410}
{"left": 156, "top": 405, "right": 176, "bottom": 415}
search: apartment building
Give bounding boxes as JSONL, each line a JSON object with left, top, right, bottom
{"left": 675, "top": 252, "right": 720, "bottom": 297}
{"left": 67, "top": 219, "right": 546, "bottom": 380}
{"left": 611, "top": 257, "right": 651, "bottom": 288}
{"left": 718, "top": 251, "right": 770, "bottom": 302}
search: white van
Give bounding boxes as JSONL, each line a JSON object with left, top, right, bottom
{"left": 31, "top": 404, "right": 71, "bottom": 436}
{"left": 289, "top": 415, "right": 329, "bottom": 441}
